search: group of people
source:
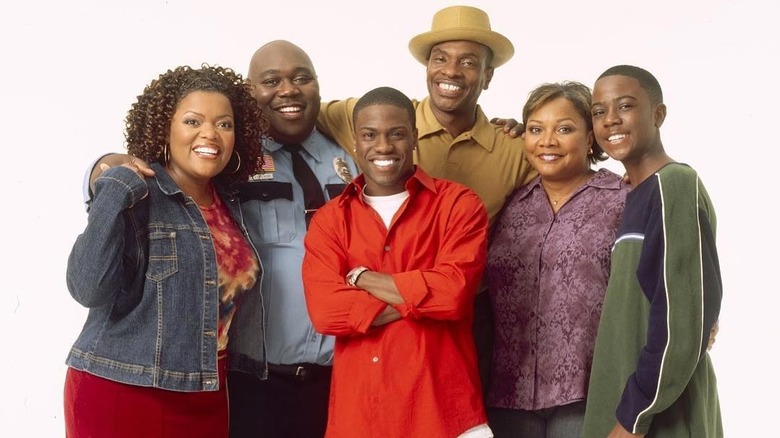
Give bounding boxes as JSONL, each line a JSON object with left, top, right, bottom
{"left": 63, "top": 5, "right": 723, "bottom": 438}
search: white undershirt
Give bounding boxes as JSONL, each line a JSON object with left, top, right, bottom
{"left": 363, "top": 188, "right": 493, "bottom": 438}
{"left": 458, "top": 424, "right": 493, "bottom": 438}
{"left": 362, "top": 190, "right": 409, "bottom": 229}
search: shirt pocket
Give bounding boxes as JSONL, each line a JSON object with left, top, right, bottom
{"left": 239, "top": 181, "right": 296, "bottom": 244}
{"left": 146, "top": 230, "right": 178, "bottom": 282}
{"left": 325, "top": 183, "right": 347, "bottom": 200}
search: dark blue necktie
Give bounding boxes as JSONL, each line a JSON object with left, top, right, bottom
{"left": 284, "top": 144, "right": 325, "bottom": 227}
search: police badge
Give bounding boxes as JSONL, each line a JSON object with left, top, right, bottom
{"left": 333, "top": 157, "right": 353, "bottom": 183}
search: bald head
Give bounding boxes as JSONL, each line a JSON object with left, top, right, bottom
{"left": 248, "top": 40, "right": 321, "bottom": 144}
{"left": 249, "top": 40, "right": 316, "bottom": 79}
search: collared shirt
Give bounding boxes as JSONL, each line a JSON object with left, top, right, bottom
{"left": 228, "top": 129, "right": 359, "bottom": 368}
{"left": 487, "top": 169, "right": 629, "bottom": 410}
{"left": 318, "top": 97, "right": 536, "bottom": 223}
{"left": 302, "top": 167, "right": 489, "bottom": 437}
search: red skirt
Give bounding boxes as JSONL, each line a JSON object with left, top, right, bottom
{"left": 64, "top": 354, "right": 228, "bottom": 438}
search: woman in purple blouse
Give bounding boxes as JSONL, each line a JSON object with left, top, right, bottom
{"left": 486, "top": 81, "right": 630, "bottom": 438}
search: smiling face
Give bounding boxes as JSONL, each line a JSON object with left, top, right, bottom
{"left": 167, "top": 91, "right": 235, "bottom": 186}
{"left": 248, "top": 40, "right": 320, "bottom": 144}
{"left": 353, "top": 103, "right": 417, "bottom": 196}
{"left": 425, "top": 40, "right": 493, "bottom": 118}
{"left": 524, "top": 97, "right": 593, "bottom": 183}
{"left": 591, "top": 74, "right": 666, "bottom": 165}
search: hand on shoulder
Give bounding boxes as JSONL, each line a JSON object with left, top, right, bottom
{"left": 90, "top": 153, "right": 155, "bottom": 192}
{"left": 490, "top": 117, "right": 524, "bottom": 138}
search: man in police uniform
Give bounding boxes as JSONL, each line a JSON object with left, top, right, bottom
{"left": 227, "top": 40, "right": 358, "bottom": 438}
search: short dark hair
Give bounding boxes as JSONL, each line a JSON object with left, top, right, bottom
{"left": 352, "top": 86, "right": 416, "bottom": 128}
{"left": 598, "top": 64, "right": 663, "bottom": 105}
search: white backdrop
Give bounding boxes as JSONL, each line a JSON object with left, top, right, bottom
{"left": 1, "top": 0, "right": 774, "bottom": 436}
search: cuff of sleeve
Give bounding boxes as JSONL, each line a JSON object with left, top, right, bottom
{"left": 616, "top": 375, "right": 654, "bottom": 435}
{"left": 94, "top": 166, "right": 148, "bottom": 210}
{"left": 348, "top": 292, "right": 390, "bottom": 334}
{"left": 390, "top": 270, "right": 426, "bottom": 319}
{"left": 83, "top": 153, "right": 114, "bottom": 211}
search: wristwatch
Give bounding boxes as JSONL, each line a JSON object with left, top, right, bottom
{"left": 346, "top": 266, "right": 370, "bottom": 287}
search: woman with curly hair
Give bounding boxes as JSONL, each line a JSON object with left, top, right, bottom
{"left": 64, "top": 64, "right": 268, "bottom": 438}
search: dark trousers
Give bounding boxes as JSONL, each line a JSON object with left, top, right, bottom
{"left": 228, "top": 367, "right": 331, "bottom": 438}
{"left": 473, "top": 292, "right": 495, "bottom": 401}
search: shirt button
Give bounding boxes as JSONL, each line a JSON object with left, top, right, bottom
{"left": 372, "top": 356, "right": 379, "bottom": 363}
{"left": 384, "top": 246, "right": 391, "bottom": 252}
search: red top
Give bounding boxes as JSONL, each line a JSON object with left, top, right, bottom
{"left": 199, "top": 192, "right": 259, "bottom": 352}
{"left": 303, "top": 166, "right": 489, "bottom": 438}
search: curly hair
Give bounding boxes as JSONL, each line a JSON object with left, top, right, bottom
{"left": 522, "top": 81, "right": 607, "bottom": 165}
{"left": 124, "top": 64, "right": 268, "bottom": 187}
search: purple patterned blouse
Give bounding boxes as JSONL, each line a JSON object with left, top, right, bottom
{"left": 486, "top": 168, "right": 629, "bottom": 410}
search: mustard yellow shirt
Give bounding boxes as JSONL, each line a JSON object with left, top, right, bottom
{"left": 318, "top": 97, "right": 536, "bottom": 223}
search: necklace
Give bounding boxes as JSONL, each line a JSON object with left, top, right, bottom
{"left": 550, "top": 194, "right": 572, "bottom": 206}
{"left": 545, "top": 172, "right": 593, "bottom": 209}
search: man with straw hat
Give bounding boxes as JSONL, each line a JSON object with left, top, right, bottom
{"left": 317, "top": 4, "right": 536, "bottom": 408}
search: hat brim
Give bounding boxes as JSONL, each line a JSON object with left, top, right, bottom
{"left": 409, "top": 28, "right": 514, "bottom": 68}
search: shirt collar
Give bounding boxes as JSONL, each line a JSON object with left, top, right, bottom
{"left": 416, "top": 97, "right": 497, "bottom": 152}
{"left": 339, "top": 166, "right": 436, "bottom": 206}
{"left": 263, "top": 129, "right": 325, "bottom": 163}
{"left": 150, "top": 162, "right": 233, "bottom": 198}
{"left": 514, "top": 168, "right": 625, "bottom": 202}
{"left": 589, "top": 167, "right": 626, "bottom": 190}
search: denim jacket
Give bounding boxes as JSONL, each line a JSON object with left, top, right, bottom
{"left": 66, "top": 163, "right": 266, "bottom": 392}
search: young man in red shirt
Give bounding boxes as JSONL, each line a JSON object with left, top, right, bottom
{"left": 302, "top": 86, "right": 492, "bottom": 438}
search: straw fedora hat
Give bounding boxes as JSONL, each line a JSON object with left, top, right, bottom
{"left": 409, "top": 5, "right": 514, "bottom": 67}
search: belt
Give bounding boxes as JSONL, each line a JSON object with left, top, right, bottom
{"left": 267, "top": 363, "right": 332, "bottom": 383}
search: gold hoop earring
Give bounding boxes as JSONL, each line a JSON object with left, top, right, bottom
{"left": 163, "top": 143, "right": 170, "bottom": 166}
{"left": 228, "top": 150, "right": 242, "bottom": 174}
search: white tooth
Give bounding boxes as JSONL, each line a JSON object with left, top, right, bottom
{"left": 194, "top": 147, "right": 217, "bottom": 155}
{"left": 608, "top": 134, "right": 625, "bottom": 142}
{"left": 279, "top": 106, "right": 300, "bottom": 113}
{"left": 373, "top": 159, "right": 394, "bottom": 167}
{"left": 438, "top": 83, "right": 461, "bottom": 92}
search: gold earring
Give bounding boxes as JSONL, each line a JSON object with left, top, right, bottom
{"left": 228, "top": 150, "right": 242, "bottom": 174}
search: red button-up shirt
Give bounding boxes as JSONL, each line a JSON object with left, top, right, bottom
{"left": 303, "top": 167, "right": 488, "bottom": 438}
